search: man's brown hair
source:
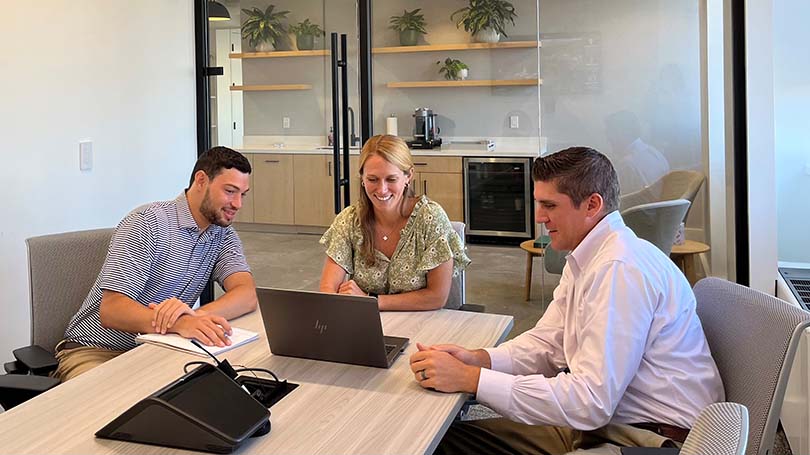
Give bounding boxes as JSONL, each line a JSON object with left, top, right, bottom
{"left": 531, "top": 147, "right": 620, "bottom": 213}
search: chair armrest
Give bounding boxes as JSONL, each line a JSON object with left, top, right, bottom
{"left": 12, "top": 345, "right": 58, "bottom": 376}
{"left": 0, "top": 374, "right": 60, "bottom": 410}
{"left": 4, "top": 360, "right": 27, "bottom": 375}
{"left": 459, "top": 303, "right": 486, "bottom": 313}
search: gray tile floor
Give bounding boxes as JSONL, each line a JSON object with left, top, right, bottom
{"left": 238, "top": 230, "right": 561, "bottom": 339}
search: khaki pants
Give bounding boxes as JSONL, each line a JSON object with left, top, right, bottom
{"left": 436, "top": 418, "right": 677, "bottom": 455}
{"left": 52, "top": 341, "right": 124, "bottom": 382}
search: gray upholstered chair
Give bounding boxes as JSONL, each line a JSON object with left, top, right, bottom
{"left": 680, "top": 402, "right": 749, "bottom": 455}
{"left": 619, "top": 169, "right": 705, "bottom": 222}
{"left": 0, "top": 228, "right": 112, "bottom": 409}
{"left": 694, "top": 277, "right": 810, "bottom": 455}
{"left": 620, "top": 199, "right": 690, "bottom": 256}
{"left": 448, "top": 221, "right": 484, "bottom": 313}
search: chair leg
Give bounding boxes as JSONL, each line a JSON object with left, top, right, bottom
{"left": 525, "top": 252, "right": 533, "bottom": 301}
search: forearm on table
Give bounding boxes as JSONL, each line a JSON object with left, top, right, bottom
{"left": 197, "top": 283, "right": 257, "bottom": 320}
{"left": 99, "top": 291, "right": 156, "bottom": 334}
{"left": 378, "top": 287, "right": 448, "bottom": 311}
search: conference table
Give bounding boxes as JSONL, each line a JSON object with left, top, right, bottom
{"left": 0, "top": 308, "right": 513, "bottom": 454}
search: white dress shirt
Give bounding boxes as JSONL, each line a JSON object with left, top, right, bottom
{"left": 476, "top": 211, "right": 724, "bottom": 430}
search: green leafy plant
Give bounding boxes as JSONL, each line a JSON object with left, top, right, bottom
{"left": 388, "top": 9, "right": 428, "bottom": 35}
{"left": 450, "top": 0, "right": 517, "bottom": 37}
{"left": 437, "top": 58, "right": 469, "bottom": 81}
{"left": 240, "top": 5, "right": 290, "bottom": 49}
{"left": 289, "top": 18, "right": 324, "bottom": 37}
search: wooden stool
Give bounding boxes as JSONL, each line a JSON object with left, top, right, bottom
{"left": 670, "top": 240, "right": 710, "bottom": 286}
{"left": 519, "top": 240, "right": 545, "bottom": 301}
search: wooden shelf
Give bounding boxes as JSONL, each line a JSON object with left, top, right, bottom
{"left": 230, "top": 50, "right": 329, "bottom": 59}
{"left": 230, "top": 84, "right": 313, "bottom": 92}
{"left": 372, "top": 41, "right": 540, "bottom": 54}
{"left": 386, "top": 79, "right": 541, "bottom": 89}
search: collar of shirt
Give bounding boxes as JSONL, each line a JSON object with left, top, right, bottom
{"left": 567, "top": 210, "right": 625, "bottom": 279}
{"left": 175, "top": 192, "right": 222, "bottom": 243}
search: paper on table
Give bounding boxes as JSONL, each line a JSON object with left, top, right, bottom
{"left": 135, "top": 327, "right": 259, "bottom": 357}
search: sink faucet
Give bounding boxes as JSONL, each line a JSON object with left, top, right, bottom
{"left": 347, "top": 107, "right": 360, "bottom": 146}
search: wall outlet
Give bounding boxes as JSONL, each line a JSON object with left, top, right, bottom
{"left": 79, "top": 141, "right": 93, "bottom": 171}
{"left": 283, "top": 117, "right": 290, "bottom": 129}
{"left": 510, "top": 115, "right": 519, "bottom": 129}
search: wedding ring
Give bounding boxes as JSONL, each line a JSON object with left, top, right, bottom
{"left": 420, "top": 369, "right": 428, "bottom": 381}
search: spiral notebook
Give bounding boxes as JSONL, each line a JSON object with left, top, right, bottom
{"left": 136, "top": 327, "right": 259, "bottom": 357}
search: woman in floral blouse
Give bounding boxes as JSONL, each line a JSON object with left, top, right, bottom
{"left": 319, "top": 134, "right": 470, "bottom": 310}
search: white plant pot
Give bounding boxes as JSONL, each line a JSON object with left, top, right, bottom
{"left": 474, "top": 29, "right": 500, "bottom": 44}
{"left": 459, "top": 68, "right": 469, "bottom": 80}
{"left": 256, "top": 41, "right": 275, "bottom": 52}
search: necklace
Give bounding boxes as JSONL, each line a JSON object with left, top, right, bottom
{"left": 378, "top": 218, "right": 405, "bottom": 241}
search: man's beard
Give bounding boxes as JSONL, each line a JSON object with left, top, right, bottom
{"left": 199, "top": 188, "right": 232, "bottom": 227}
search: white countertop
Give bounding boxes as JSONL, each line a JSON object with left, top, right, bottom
{"left": 238, "top": 145, "right": 540, "bottom": 157}
{"left": 238, "top": 135, "right": 544, "bottom": 158}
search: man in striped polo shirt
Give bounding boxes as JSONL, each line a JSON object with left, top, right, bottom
{"left": 55, "top": 147, "right": 258, "bottom": 381}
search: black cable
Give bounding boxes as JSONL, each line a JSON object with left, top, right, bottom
{"left": 234, "top": 367, "right": 281, "bottom": 383}
{"left": 183, "top": 361, "right": 211, "bottom": 373}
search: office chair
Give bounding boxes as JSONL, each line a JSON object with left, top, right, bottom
{"left": 620, "top": 199, "right": 690, "bottom": 256}
{"left": 680, "top": 402, "right": 749, "bottom": 455}
{"left": 448, "top": 221, "right": 484, "bottom": 313}
{"left": 619, "top": 170, "right": 705, "bottom": 222}
{"left": 623, "top": 401, "right": 749, "bottom": 455}
{"left": 0, "top": 228, "right": 113, "bottom": 410}
{"left": 694, "top": 277, "right": 810, "bottom": 455}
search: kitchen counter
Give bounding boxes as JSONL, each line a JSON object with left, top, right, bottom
{"left": 238, "top": 145, "right": 540, "bottom": 157}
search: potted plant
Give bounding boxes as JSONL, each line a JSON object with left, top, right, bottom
{"left": 241, "top": 5, "right": 290, "bottom": 52}
{"left": 437, "top": 58, "right": 469, "bottom": 81}
{"left": 289, "top": 19, "right": 324, "bottom": 51}
{"left": 451, "top": 0, "right": 517, "bottom": 44}
{"left": 389, "top": 9, "right": 428, "bottom": 46}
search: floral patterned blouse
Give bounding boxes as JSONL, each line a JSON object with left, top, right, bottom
{"left": 320, "top": 196, "right": 471, "bottom": 301}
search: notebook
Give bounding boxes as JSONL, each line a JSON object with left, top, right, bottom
{"left": 136, "top": 327, "right": 259, "bottom": 357}
{"left": 257, "top": 287, "right": 409, "bottom": 368}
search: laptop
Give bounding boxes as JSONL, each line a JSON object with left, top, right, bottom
{"left": 257, "top": 288, "right": 409, "bottom": 368}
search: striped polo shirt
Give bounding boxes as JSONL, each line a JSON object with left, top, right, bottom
{"left": 63, "top": 192, "right": 251, "bottom": 352}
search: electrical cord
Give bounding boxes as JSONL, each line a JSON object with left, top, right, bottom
{"left": 234, "top": 367, "right": 281, "bottom": 383}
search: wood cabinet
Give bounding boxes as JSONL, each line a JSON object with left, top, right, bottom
{"left": 234, "top": 153, "right": 254, "bottom": 223}
{"left": 253, "top": 154, "right": 294, "bottom": 224}
{"left": 293, "top": 154, "right": 360, "bottom": 227}
{"left": 241, "top": 153, "right": 459, "bottom": 228}
{"left": 411, "top": 156, "right": 464, "bottom": 222}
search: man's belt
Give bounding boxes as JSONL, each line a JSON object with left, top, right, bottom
{"left": 630, "top": 422, "right": 690, "bottom": 443}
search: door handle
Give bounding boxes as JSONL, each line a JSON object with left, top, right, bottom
{"left": 424, "top": 180, "right": 428, "bottom": 195}
{"left": 264, "top": 159, "right": 280, "bottom": 163}
{"left": 327, "top": 160, "right": 332, "bottom": 177}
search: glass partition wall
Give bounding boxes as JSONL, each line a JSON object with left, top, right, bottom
{"left": 201, "top": 0, "right": 736, "bottom": 305}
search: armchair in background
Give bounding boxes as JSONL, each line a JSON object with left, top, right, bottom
{"left": 619, "top": 170, "right": 705, "bottom": 222}
{"left": 621, "top": 199, "right": 690, "bottom": 256}
{"left": 0, "top": 228, "right": 112, "bottom": 410}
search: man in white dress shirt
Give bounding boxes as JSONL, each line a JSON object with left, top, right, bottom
{"left": 410, "top": 147, "right": 724, "bottom": 454}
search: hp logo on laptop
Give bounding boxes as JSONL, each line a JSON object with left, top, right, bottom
{"left": 314, "top": 319, "right": 328, "bottom": 334}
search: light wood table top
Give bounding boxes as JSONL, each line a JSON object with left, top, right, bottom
{"left": 670, "top": 240, "right": 711, "bottom": 255}
{"left": 0, "top": 309, "right": 513, "bottom": 455}
{"left": 519, "top": 239, "right": 545, "bottom": 256}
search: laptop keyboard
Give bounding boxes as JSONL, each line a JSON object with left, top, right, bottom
{"left": 384, "top": 344, "right": 397, "bottom": 355}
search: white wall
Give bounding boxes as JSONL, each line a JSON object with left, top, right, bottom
{"left": 0, "top": 1, "right": 197, "bottom": 360}
{"left": 774, "top": 0, "right": 810, "bottom": 263}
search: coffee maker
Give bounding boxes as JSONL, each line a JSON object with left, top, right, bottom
{"left": 406, "top": 107, "right": 442, "bottom": 149}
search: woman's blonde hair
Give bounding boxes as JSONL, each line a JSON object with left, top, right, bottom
{"left": 356, "top": 134, "right": 416, "bottom": 264}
